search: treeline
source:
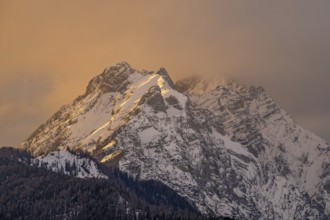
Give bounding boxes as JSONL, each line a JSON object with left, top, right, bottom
{"left": 0, "top": 147, "right": 233, "bottom": 220}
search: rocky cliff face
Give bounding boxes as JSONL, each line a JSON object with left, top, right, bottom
{"left": 20, "top": 62, "right": 330, "bottom": 219}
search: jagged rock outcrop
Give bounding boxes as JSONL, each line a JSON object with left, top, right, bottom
{"left": 19, "top": 62, "right": 330, "bottom": 219}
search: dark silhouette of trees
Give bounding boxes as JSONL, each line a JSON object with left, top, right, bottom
{"left": 0, "top": 147, "right": 233, "bottom": 220}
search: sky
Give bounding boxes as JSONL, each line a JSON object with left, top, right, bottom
{"left": 1, "top": 0, "right": 330, "bottom": 146}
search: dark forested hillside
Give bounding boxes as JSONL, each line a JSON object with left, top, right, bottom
{"left": 0, "top": 147, "right": 232, "bottom": 220}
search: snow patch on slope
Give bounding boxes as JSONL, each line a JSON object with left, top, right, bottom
{"left": 32, "top": 150, "right": 107, "bottom": 179}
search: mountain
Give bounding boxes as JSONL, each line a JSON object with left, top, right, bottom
{"left": 19, "top": 62, "right": 330, "bottom": 219}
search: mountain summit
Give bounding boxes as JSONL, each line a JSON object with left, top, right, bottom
{"left": 20, "top": 62, "right": 330, "bottom": 219}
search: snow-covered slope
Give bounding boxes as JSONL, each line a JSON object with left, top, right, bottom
{"left": 32, "top": 150, "right": 108, "bottom": 179}
{"left": 20, "top": 62, "right": 330, "bottom": 219}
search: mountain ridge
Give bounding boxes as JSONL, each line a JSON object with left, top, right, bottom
{"left": 19, "top": 62, "right": 330, "bottom": 219}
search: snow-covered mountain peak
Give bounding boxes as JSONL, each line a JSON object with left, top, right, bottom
{"left": 84, "top": 62, "right": 137, "bottom": 95}
{"left": 19, "top": 63, "right": 185, "bottom": 155}
{"left": 19, "top": 62, "right": 330, "bottom": 219}
{"left": 105, "top": 61, "right": 131, "bottom": 70}
{"left": 84, "top": 62, "right": 175, "bottom": 96}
